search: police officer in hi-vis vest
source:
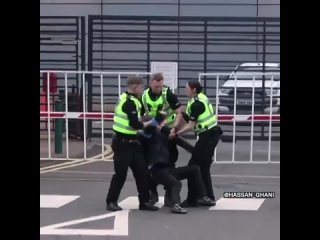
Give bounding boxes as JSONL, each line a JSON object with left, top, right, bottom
{"left": 141, "top": 73, "right": 184, "bottom": 204}
{"left": 174, "top": 80, "right": 223, "bottom": 207}
{"left": 106, "top": 76, "right": 162, "bottom": 212}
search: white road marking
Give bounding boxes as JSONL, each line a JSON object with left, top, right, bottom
{"left": 40, "top": 210, "right": 129, "bottom": 236}
{"left": 209, "top": 198, "right": 265, "bottom": 211}
{"left": 40, "top": 195, "right": 80, "bottom": 208}
{"left": 40, "top": 194, "right": 270, "bottom": 236}
{"left": 118, "top": 196, "right": 164, "bottom": 210}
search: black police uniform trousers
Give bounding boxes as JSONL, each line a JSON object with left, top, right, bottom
{"left": 186, "top": 125, "right": 222, "bottom": 202}
{"left": 151, "top": 164, "right": 207, "bottom": 204}
{"left": 106, "top": 135, "right": 150, "bottom": 204}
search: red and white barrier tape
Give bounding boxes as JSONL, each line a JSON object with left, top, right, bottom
{"left": 40, "top": 112, "right": 280, "bottom": 122}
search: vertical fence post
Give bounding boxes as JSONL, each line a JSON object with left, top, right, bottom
{"left": 250, "top": 75, "right": 256, "bottom": 163}
{"left": 100, "top": 73, "right": 105, "bottom": 159}
{"left": 82, "top": 73, "right": 87, "bottom": 160}
{"left": 47, "top": 72, "right": 52, "bottom": 159}
{"left": 261, "top": 21, "right": 267, "bottom": 138}
{"left": 232, "top": 74, "right": 237, "bottom": 163}
{"left": 64, "top": 73, "right": 69, "bottom": 159}
{"left": 87, "top": 16, "right": 93, "bottom": 140}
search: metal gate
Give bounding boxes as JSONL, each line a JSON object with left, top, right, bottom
{"left": 199, "top": 72, "right": 279, "bottom": 164}
{"left": 40, "top": 16, "right": 86, "bottom": 133}
{"left": 40, "top": 70, "right": 158, "bottom": 161}
{"left": 40, "top": 70, "right": 279, "bottom": 164}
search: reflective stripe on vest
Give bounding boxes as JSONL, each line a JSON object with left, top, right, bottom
{"left": 186, "top": 92, "right": 217, "bottom": 134}
{"left": 112, "top": 93, "right": 141, "bottom": 135}
{"left": 142, "top": 87, "right": 176, "bottom": 126}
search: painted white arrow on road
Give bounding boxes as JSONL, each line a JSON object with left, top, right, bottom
{"left": 40, "top": 195, "right": 267, "bottom": 236}
{"left": 40, "top": 195, "right": 131, "bottom": 236}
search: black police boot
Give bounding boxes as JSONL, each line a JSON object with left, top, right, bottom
{"left": 139, "top": 202, "right": 159, "bottom": 211}
{"left": 106, "top": 202, "right": 123, "bottom": 211}
{"left": 197, "top": 196, "right": 216, "bottom": 206}
{"left": 171, "top": 204, "right": 187, "bottom": 214}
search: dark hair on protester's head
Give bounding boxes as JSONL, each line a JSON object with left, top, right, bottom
{"left": 187, "top": 81, "right": 202, "bottom": 93}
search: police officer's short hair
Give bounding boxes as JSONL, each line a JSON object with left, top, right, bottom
{"left": 127, "top": 76, "right": 144, "bottom": 86}
{"left": 151, "top": 73, "right": 164, "bottom": 82}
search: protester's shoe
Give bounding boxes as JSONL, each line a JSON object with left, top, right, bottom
{"left": 171, "top": 204, "right": 187, "bottom": 214}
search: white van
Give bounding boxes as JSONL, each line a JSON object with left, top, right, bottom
{"left": 217, "top": 62, "right": 280, "bottom": 114}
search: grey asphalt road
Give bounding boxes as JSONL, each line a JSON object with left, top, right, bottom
{"left": 40, "top": 138, "right": 280, "bottom": 240}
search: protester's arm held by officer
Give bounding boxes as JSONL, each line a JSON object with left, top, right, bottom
{"left": 175, "top": 101, "right": 205, "bottom": 136}
{"left": 121, "top": 100, "right": 159, "bottom": 130}
{"left": 160, "top": 125, "right": 194, "bottom": 153}
{"left": 165, "top": 87, "right": 184, "bottom": 129}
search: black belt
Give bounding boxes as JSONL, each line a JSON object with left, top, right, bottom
{"left": 120, "top": 138, "right": 140, "bottom": 143}
{"left": 114, "top": 135, "right": 140, "bottom": 143}
{"left": 198, "top": 125, "right": 220, "bottom": 136}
